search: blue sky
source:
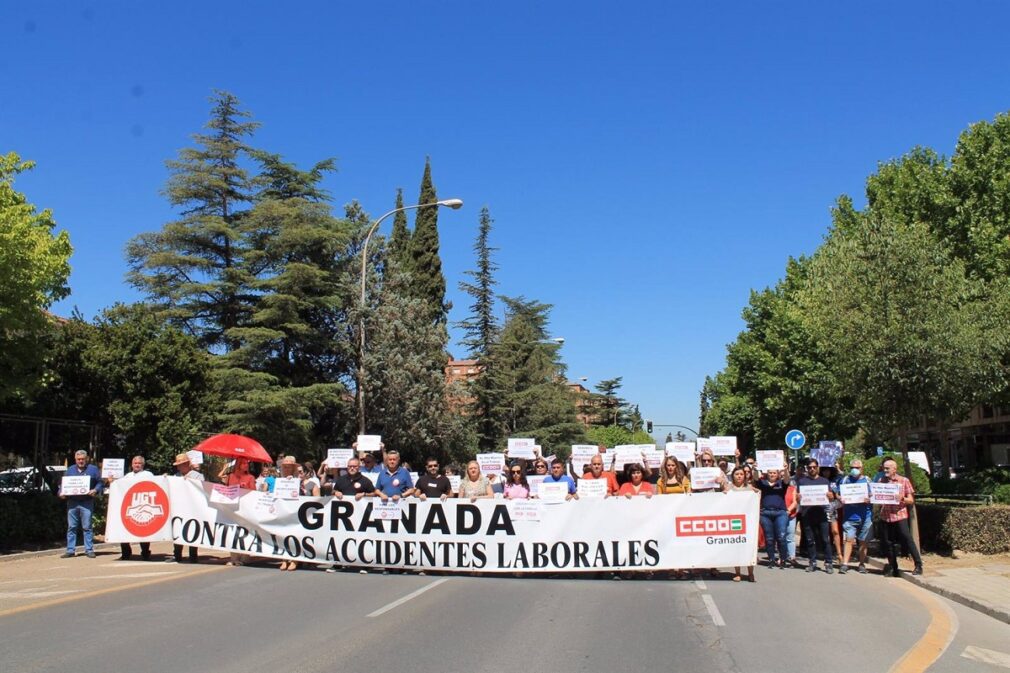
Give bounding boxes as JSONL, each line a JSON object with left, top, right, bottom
{"left": 4, "top": 2, "right": 1010, "bottom": 439}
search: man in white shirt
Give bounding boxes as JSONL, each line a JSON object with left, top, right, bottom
{"left": 111, "top": 455, "right": 154, "bottom": 560}
{"left": 167, "top": 453, "right": 204, "bottom": 564}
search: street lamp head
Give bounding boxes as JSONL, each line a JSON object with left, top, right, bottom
{"left": 437, "top": 198, "right": 464, "bottom": 210}
{"left": 551, "top": 337, "right": 565, "bottom": 345}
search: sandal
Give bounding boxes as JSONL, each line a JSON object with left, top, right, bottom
{"left": 732, "top": 574, "right": 741, "bottom": 582}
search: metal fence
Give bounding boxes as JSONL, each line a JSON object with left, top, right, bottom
{"left": 917, "top": 493, "right": 994, "bottom": 506}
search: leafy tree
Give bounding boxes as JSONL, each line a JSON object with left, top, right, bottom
{"left": 586, "top": 425, "right": 653, "bottom": 448}
{"left": 0, "top": 152, "right": 72, "bottom": 402}
{"left": 408, "top": 158, "right": 449, "bottom": 325}
{"left": 485, "top": 297, "right": 585, "bottom": 455}
{"left": 126, "top": 90, "right": 259, "bottom": 351}
{"left": 456, "top": 206, "right": 500, "bottom": 450}
{"left": 593, "top": 377, "right": 626, "bottom": 426}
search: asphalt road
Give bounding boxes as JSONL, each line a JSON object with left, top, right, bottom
{"left": 2, "top": 556, "right": 1010, "bottom": 673}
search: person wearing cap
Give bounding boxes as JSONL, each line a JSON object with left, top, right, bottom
{"left": 357, "top": 448, "right": 382, "bottom": 481}
{"left": 168, "top": 453, "right": 203, "bottom": 564}
{"left": 113, "top": 455, "right": 154, "bottom": 561}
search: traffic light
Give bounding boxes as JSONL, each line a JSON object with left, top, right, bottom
{"left": 646, "top": 420, "right": 653, "bottom": 433}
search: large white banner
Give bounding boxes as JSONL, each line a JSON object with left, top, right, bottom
{"left": 107, "top": 477, "right": 758, "bottom": 573}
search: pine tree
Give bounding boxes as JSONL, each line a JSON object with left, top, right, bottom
{"left": 126, "top": 90, "right": 259, "bottom": 351}
{"left": 388, "top": 188, "right": 411, "bottom": 271}
{"left": 457, "top": 206, "right": 500, "bottom": 449}
{"left": 408, "top": 158, "right": 449, "bottom": 325}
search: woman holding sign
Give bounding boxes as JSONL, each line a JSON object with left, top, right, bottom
{"left": 756, "top": 469, "right": 790, "bottom": 569}
{"left": 503, "top": 462, "right": 531, "bottom": 499}
{"left": 656, "top": 457, "right": 690, "bottom": 494}
{"left": 617, "top": 464, "right": 653, "bottom": 498}
{"left": 728, "top": 467, "right": 757, "bottom": 582}
{"left": 458, "top": 461, "right": 494, "bottom": 501}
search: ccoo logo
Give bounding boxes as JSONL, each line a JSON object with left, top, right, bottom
{"left": 675, "top": 514, "right": 747, "bottom": 537}
{"left": 121, "top": 481, "right": 169, "bottom": 537}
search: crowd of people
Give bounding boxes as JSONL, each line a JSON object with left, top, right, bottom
{"left": 59, "top": 444, "right": 923, "bottom": 581}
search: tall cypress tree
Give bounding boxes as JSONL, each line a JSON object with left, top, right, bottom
{"left": 388, "top": 188, "right": 411, "bottom": 271}
{"left": 457, "top": 206, "right": 500, "bottom": 449}
{"left": 126, "top": 90, "right": 259, "bottom": 351}
{"left": 409, "top": 158, "right": 448, "bottom": 325}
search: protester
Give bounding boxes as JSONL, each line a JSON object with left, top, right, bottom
{"left": 784, "top": 473, "right": 799, "bottom": 567}
{"left": 332, "top": 457, "right": 378, "bottom": 500}
{"left": 656, "top": 457, "right": 690, "bottom": 494}
{"left": 691, "top": 451, "right": 727, "bottom": 492}
{"left": 169, "top": 453, "right": 202, "bottom": 564}
{"left": 838, "top": 459, "right": 872, "bottom": 574}
{"left": 617, "top": 463, "right": 653, "bottom": 498}
{"left": 756, "top": 468, "right": 789, "bottom": 569}
{"left": 458, "top": 460, "right": 493, "bottom": 501}
{"left": 59, "top": 450, "right": 103, "bottom": 559}
{"left": 797, "top": 458, "right": 835, "bottom": 573}
{"left": 415, "top": 457, "right": 451, "bottom": 501}
{"left": 375, "top": 449, "right": 415, "bottom": 501}
{"left": 503, "top": 462, "right": 531, "bottom": 500}
{"left": 532, "top": 458, "right": 549, "bottom": 476}
{"left": 225, "top": 458, "right": 255, "bottom": 567}
{"left": 541, "top": 458, "right": 578, "bottom": 500}
{"left": 728, "top": 466, "right": 757, "bottom": 582}
{"left": 822, "top": 464, "right": 844, "bottom": 566}
{"left": 578, "top": 454, "right": 619, "bottom": 496}
{"left": 359, "top": 451, "right": 382, "bottom": 479}
{"left": 880, "top": 457, "right": 923, "bottom": 577}
{"left": 300, "top": 461, "right": 320, "bottom": 497}
{"left": 112, "top": 455, "right": 154, "bottom": 561}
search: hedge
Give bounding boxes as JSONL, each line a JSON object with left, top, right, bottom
{"left": 916, "top": 503, "right": 1010, "bottom": 554}
{"left": 0, "top": 494, "right": 108, "bottom": 551}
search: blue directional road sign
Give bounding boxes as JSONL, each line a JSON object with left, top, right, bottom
{"left": 785, "top": 429, "right": 806, "bottom": 450}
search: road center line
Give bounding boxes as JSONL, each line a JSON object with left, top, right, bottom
{"left": 694, "top": 579, "right": 707, "bottom": 590}
{"left": 367, "top": 578, "right": 449, "bottom": 618}
{"left": 701, "top": 593, "right": 726, "bottom": 626}
{"left": 888, "top": 579, "right": 959, "bottom": 673}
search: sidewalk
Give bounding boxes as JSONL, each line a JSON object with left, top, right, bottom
{"left": 866, "top": 552, "right": 1010, "bottom": 625}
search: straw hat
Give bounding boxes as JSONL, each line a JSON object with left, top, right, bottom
{"left": 173, "top": 453, "right": 191, "bottom": 466}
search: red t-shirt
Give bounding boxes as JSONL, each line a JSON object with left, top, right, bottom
{"left": 228, "top": 472, "right": 256, "bottom": 490}
{"left": 582, "top": 470, "right": 619, "bottom": 495}
{"left": 618, "top": 481, "right": 654, "bottom": 497}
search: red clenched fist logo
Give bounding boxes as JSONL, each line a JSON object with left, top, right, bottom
{"left": 121, "top": 481, "right": 169, "bottom": 537}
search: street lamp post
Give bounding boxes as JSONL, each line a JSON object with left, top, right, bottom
{"left": 357, "top": 198, "right": 463, "bottom": 434}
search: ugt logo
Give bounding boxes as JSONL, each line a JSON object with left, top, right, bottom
{"left": 675, "top": 514, "right": 747, "bottom": 537}
{"left": 121, "top": 481, "right": 169, "bottom": 537}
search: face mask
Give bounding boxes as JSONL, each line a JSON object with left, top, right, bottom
{"left": 850, "top": 468, "right": 861, "bottom": 478}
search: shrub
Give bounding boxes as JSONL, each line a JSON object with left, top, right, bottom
{"left": 0, "top": 493, "right": 66, "bottom": 550}
{"left": 862, "top": 452, "right": 931, "bottom": 496}
{"left": 993, "top": 484, "right": 1010, "bottom": 505}
{"left": 932, "top": 466, "right": 1010, "bottom": 496}
{"left": 916, "top": 503, "right": 1010, "bottom": 554}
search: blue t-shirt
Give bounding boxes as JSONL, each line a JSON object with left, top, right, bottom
{"left": 542, "top": 473, "right": 577, "bottom": 494}
{"left": 840, "top": 475, "right": 872, "bottom": 521}
{"left": 375, "top": 466, "right": 414, "bottom": 496}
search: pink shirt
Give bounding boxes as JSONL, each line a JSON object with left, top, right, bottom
{"left": 880, "top": 475, "right": 914, "bottom": 523}
{"left": 503, "top": 483, "right": 530, "bottom": 499}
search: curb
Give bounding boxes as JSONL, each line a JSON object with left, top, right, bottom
{"left": 0, "top": 542, "right": 120, "bottom": 563}
{"left": 865, "top": 557, "right": 1010, "bottom": 626}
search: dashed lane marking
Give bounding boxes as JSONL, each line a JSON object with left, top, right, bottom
{"left": 367, "top": 578, "right": 450, "bottom": 618}
{"left": 701, "top": 593, "right": 726, "bottom": 627}
{"left": 962, "top": 646, "right": 1010, "bottom": 669}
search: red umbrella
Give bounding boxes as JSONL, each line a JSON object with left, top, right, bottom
{"left": 192, "top": 434, "right": 274, "bottom": 463}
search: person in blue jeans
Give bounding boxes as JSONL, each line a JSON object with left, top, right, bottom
{"left": 756, "top": 469, "right": 790, "bottom": 568}
{"left": 59, "top": 450, "right": 103, "bottom": 558}
{"left": 797, "top": 458, "right": 835, "bottom": 573}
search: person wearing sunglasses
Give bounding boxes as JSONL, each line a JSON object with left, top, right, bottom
{"left": 690, "top": 451, "right": 728, "bottom": 493}
{"left": 797, "top": 458, "right": 835, "bottom": 573}
{"left": 414, "top": 457, "right": 451, "bottom": 502}
{"left": 503, "top": 462, "right": 531, "bottom": 500}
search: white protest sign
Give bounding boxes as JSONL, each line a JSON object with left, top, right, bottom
{"left": 539, "top": 481, "right": 568, "bottom": 503}
{"left": 696, "top": 437, "right": 713, "bottom": 455}
{"left": 711, "top": 436, "right": 738, "bottom": 456}
{"left": 614, "top": 445, "right": 642, "bottom": 469}
{"left": 908, "top": 451, "right": 930, "bottom": 472}
{"left": 799, "top": 484, "right": 829, "bottom": 506}
{"left": 253, "top": 492, "right": 278, "bottom": 516}
{"left": 186, "top": 450, "right": 203, "bottom": 465}
{"left": 689, "top": 467, "right": 722, "bottom": 491}
{"left": 527, "top": 475, "right": 546, "bottom": 498}
{"left": 61, "top": 475, "right": 91, "bottom": 496}
{"left": 372, "top": 501, "right": 402, "bottom": 520}
{"left": 507, "top": 499, "right": 541, "bottom": 522}
{"left": 209, "top": 484, "right": 241, "bottom": 505}
{"left": 274, "top": 477, "right": 300, "bottom": 500}
{"left": 756, "top": 450, "right": 785, "bottom": 473}
{"left": 408, "top": 472, "right": 419, "bottom": 485}
{"left": 356, "top": 435, "right": 382, "bottom": 453}
{"left": 327, "top": 448, "right": 354, "bottom": 469}
{"left": 666, "top": 442, "right": 696, "bottom": 464}
{"left": 448, "top": 475, "right": 462, "bottom": 493}
{"left": 839, "top": 482, "right": 869, "bottom": 504}
{"left": 101, "top": 459, "right": 125, "bottom": 479}
{"left": 577, "top": 478, "right": 607, "bottom": 499}
{"left": 476, "top": 453, "right": 506, "bottom": 476}
{"left": 870, "top": 482, "right": 903, "bottom": 505}
{"left": 642, "top": 446, "right": 664, "bottom": 469}
{"left": 507, "top": 438, "right": 537, "bottom": 459}
{"left": 571, "top": 445, "right": 599, "bottom": 473}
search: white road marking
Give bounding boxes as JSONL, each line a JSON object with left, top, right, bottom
{"left": 701, "top": 593, "right": 726, "bottom": 626}
{"left": 694, "top": 579, "right": 707, "bottom": 590}
{"left": 962, "top": 646, "right": 1010, "bottom": 669}
{"left": 368, "top": 578, "right": 450, "bottom": 618}
{"left": 101, "top": 561, "right": 159, "bottom": 567}
{"left": 0, "top": 590, "right": 80, "bottom": 599}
